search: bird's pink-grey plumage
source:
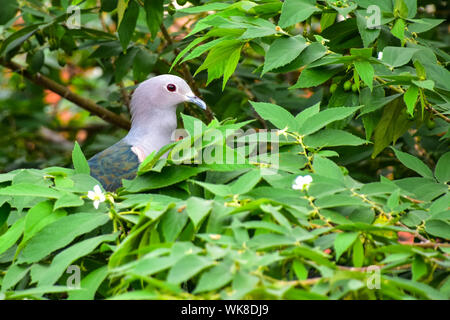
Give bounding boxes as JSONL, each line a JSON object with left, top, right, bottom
{"left": 88, "top": 74, "right": 206, "bottom": 191}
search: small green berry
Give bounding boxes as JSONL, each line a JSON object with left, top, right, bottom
{"left": 330, "top": 83, "right": 337, "bottom": 93}
{"left": 343, "top": 80, "right": 352, "bottom": 91}
{"left": 426, "top": 119, "right": 436, "bottom": 129}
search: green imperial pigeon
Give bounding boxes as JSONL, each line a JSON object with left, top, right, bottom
{"left": 88, "top": 74, "right": 207, "bottom": 191}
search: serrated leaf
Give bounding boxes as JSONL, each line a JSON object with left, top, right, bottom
{"left": 262, "top": 36, "right": 307, "bottom": 74}
{"left": 250, "top": 101, "right": 297, "bottom": 131}
{"left": 279, "top": 0, "right": 320, "bottom": 28}
{"left": 299, "top": 106, "right": 360, "bottom": 135}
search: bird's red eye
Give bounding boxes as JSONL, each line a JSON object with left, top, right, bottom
{"left": 167, "top": 84, "right": 176, "bottom": 92}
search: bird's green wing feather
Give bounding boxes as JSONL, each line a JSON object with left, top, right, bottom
{"left": 88, "top": 140, "right": 139, "bottom": 191}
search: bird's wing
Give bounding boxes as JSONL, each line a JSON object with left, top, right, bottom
{"left": 88, "top": 139, "right": 140, "bottom": 191}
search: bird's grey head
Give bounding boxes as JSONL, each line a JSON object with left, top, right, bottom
{"left": 130, "top": 74, "right": 206, "bottom": 120}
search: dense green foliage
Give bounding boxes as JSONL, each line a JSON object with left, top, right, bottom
{"left": 0, "top": 0, "right": 449, "bottom": 300}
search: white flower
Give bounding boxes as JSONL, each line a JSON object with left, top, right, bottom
{"left": 377, "top": 52, "right": 383, "bottom": 60}
{"left": 292, "top": 175, "right": 313, "bottom": 191}
{"left": 87, "top": 184, "right": 105, "bottom": 209}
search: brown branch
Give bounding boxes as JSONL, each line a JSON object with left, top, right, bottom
{"left": 408, "top": 242, "right": 450, "bottom": 248}
{"left": 160, "top": 24, "right": 214, "bottom": 122}
{"left": 0, "top": 58, "right": 131, "bottom": 130}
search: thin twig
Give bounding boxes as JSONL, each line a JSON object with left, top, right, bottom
{"left": 0, "top": 58, "right": 131, "bottom": 130}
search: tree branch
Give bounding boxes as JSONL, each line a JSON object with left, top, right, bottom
{"left": 0, "top": 58, "right": 131, "bottom": 130}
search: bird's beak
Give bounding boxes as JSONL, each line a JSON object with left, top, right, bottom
{"left": 185, "top": 94, "right": 207, "bottom": 110}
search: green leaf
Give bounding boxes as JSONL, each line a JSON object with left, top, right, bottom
{"left": 292, "top": 260, "right": 308, "bottom": 280}
{"left": 434, "top": 152, "right": 450, "bottom": 184}
{"left": 0, "top": 202, "right": 11, "bottom": 227}
{"left": 291, "top": 65, "right": 342, "bottom": 89}
{"left": 381, "top": 47, "right": 418, "bottom": 68}
{"left": 0, "top": 216, "right": 25, "bottom": 256}
{"left": 304, "top": 129, "right": 368, "bottom": 148}
{"left": 391, "top": 19, "right": 405, "bottom": 41}
{"left": 313, "top": 155, "right": 344, "bottom": 181}
{"left": 195, "top": 40, "right": 243, "bottom": 85}
{"left": 167, "top": 254, "right": 214, "bottom": 285}
{"left": 354, "top": 60, "right": 374, "bottom": 91}
{"left": 37, "top": 233, "right": 117, "bottom": 286}
{"left": 123, "top": 166, "right": 207, "bottom": 192}
{"left": 0, "top": 0, "right": 18, "bottom": 25}
{"left": 186, "top": 197, "right": 213, "bottom": 229}
{"left": 101, "top": 0, "right": 118, "bottom": 12}
{"left": 23, "top": 200, "right": 66, "bottom": 244}
{"left": 133, "top": 48, "right": 157, "bottom": 82}
{"left": 392, "top": 148, "right": 433, "bottom": 179}
{"left": 320, "top": 12, "right": 337, "bottom": 31}
{"left": 54, "top": 192, "right": 84, "bottom": 210}
{"left": 403, "top": 85, "right": 419, "bottom": 116}
{"left": 117, "top": 0, "right": 139, "bottom": 50}
{"left": 263, "top": 36, "right": 307, "bottom": 74}
{"left": 412, "top": 255, "right": 427, "bottom": 281}
{"left": 279, "top": 0, "right": 321, "bottom": 28}
{"left": 295, "top": 102, "right": 320, "bottom": 130}
{"left": 425, "top": 220, "right": 450, "bottom": 240}
{"left": 372, "top": 99, "right": 411, "bottom": 158}
{"left": 222, "top": 44, "right": 242, "bottom": 89}
{"left": 7, "top": 286, "right": 75, "bottom": 299}
{"left": 334, "top": 232, "right": 359, "bottom": 261}
{"left": 299, "top": 106, "right": 360, "bottom": 135}
{"left": 143, "top": 0, "right": 163, "bottom": 39}
{"left": 194, "top": 261, "right": 233, "bottom": 293}
{"left": 230, "top": 170, "right": 261, "bottom": 195}
{"left": 0, "top": 183, "right": 61, "bottom": 199}
{"left": 355, "top": 10, "right": 380, "bottom": 48}
{"left": 2, "top": 264, "right": 30, "bottom": 291}
{"left": 408, "top": 18, "right": 445, "bottom": 33}
{"left": 68, "top": 265, "right": 109, "bottom": 300}
{"left": 250, "top": 101, "right": 297, "bottom": 131}
{"left": 352, "top": 237, "right": 364, "bottom": 268}
{"left": 19, "top": 212, "right": 110, "bottom": 263}
{"left": 72, "top": 142, "right": 90, "bottom": 175}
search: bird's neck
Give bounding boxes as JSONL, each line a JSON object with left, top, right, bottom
{"left": 124, "top": 107, "right": 177, "bottom": 160}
